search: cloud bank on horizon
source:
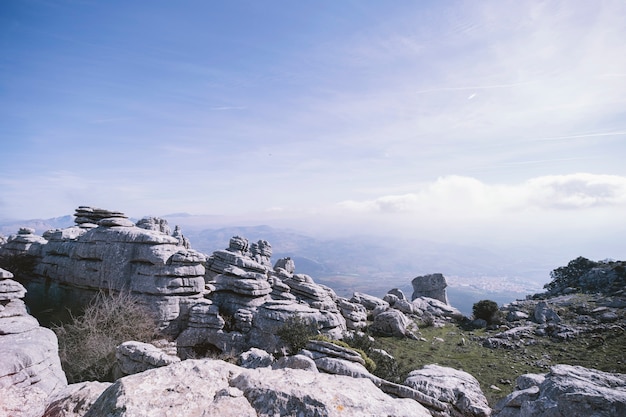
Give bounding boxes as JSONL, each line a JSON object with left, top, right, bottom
{"left": 0, "top": 1, "right": 625, "bottom": 255}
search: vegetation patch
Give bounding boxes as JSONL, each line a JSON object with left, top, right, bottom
{"left": 53, "top": 291, "right": 160, "bottom": 383}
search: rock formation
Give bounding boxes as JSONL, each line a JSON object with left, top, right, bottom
{"left": 412, "top": 273, "right": 449, "bottom": 304}
{"left": 0, "top": 227, "right": 47, "bottom": 257}
{"left": 178, "top": 235, "right": 346, "bottom": 356}
{"left": 76, "top": 358, "right": 433, "bottom": 417}
{"left": 493, "top": 365, "right": 626, "bottom": 417}
{"left": 33, "top": 207, "right": 206, "bottom": 334}
{"left": 0, "top": 267, "right": 67, "bottom": 417}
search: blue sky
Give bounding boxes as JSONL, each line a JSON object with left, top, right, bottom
{"left": 1, "top": 1, "right": 625, "bottom": 257}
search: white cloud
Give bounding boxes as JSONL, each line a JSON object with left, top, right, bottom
{"left": 338, "top": 174, "right": 626, "bottom": 216}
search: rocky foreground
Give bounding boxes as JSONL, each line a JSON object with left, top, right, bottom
{"left": 0, "top": 206, "right": 625, "bottom": 417}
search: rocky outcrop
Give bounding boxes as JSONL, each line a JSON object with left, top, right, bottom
{"left": 0, "top": 268, "right": 67, "bottom": 417}
{"left": 494, "top": 365, "right": 626, "bottom": 417}
{"left": 184, "top": 236, "right": 346, "bottom": 356}
{"left": 0, "top": 227, "right": 47, "bottom": 257}
{"left": 405, "top": 364, "right": 491, "bottom": 417}
{"left": 79, "top": 358, "right": 432, "bottom": 417}
{"left": 412, "top": 273, "right": 449, "bottom": 304}
{"left": 33, "top": 207, "right": 206, "bottom": 334}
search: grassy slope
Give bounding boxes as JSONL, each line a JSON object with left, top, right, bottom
{"left": 374, "top": 323, "right": 626, "bottom": 406}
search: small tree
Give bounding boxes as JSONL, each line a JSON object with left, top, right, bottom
{"left": 276, "top": 315, "right": 318, "bottom": 354}
{"left": 472, "top": 299, "right": 500, "bottom": 324}
{"left": 54, "top": 291, "right": 159, "bottom": 383}
{"left": 544, "top": 256, "right": 598, "bottom": 293}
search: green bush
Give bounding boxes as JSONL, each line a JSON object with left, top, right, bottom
{"left": 276, "top": 315, "right": 318, "bottom": 354}
{"left": 53, "top": 291, "right": 159, "bottom": 383}
{"left": 544, "top": 256, "right": 598, "bottom": 293}
{"left": 472, "top": 299, "right": 500, "bottom": 324}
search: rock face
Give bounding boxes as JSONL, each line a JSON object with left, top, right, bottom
{"left": 494, "top": 365, "right": 626, "bottom": 417}
{"left": 33, "top": 207, "right": 206, "bottom": 334}
{"left": 0, "top": 267, "right": 67, "bottom": 417}
{"left": 81, "top": 358, "right": 432, "bottom": 417}
{"left": 412, "top": 273, "right": 449, "bottom": 304}
{"left": 405, "top": 364, "right": 491, "bottom": 417}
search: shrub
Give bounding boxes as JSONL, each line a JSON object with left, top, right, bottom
{"left": 472, "top": 300, "right": 500, "bottom": 324}
{"left": 276, "top": 315, "right": 318, "bottom": 354}
{"left": 313, "top": 335, "right": 376, "bottom": 373}
{"left": 53, "top": 291, "right": 159, "bottom": 383}
{"left": 544, "top": 256, "right": 598, "bottom": 293}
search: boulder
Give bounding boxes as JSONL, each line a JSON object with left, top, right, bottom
{"left": 114, "top": 341, "right": 180, "bottom": 377}
{"left": 237, "top": 347, "right": 274, "bottom": 369}
{"left": 272, "top": 354, "right": 318, "bottom": 372}
{"left": 0, "top": 268, "right": 67, "bottom": 417}
{"left": 494, "top": 365, "right": 626, "bottom": 417}
{"left": 351, "top": 292, "right": 389, "bottom": 311}
{"left": 533, "top": 301, "right": 561, "bottom": 324}
{"left": 79, "top": 359, "right": 432, "bottom": 417}
{"left": 370, "top": 309, "right": 418, "bottom": 338}
{"left": 405, "top": 364, "right": 491, "bottom": 417}
{"left": 411, "top": 273, "right": 449, "bottom": 304}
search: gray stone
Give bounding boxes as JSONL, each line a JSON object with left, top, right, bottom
{"left": 237, "top": 347, "right": 274, "bottom": 369}
{"left": 411, "top": 273, "right": 449, "bottom": 304}
{"left": 534, "top": 301, "right": 561, "bottom": 324}
{"left": 0, "top": 278, "right": 27, "bottom": 300}
{"left": 81, "top": 359, "right": 431, "bottom": 417}
{"left": 0, "top": 384, "right": 47, "bottom": 417}
{"left": 351, "top": 292, "right": 389, "bottom": 310}
{"left": 272, "top": 354, "right": 318, "bottom": 372}
{"left": 405, "top": 364, "right": 491, "bottom": 417}
{"left": 370, "top": 309, "right": 417, "bottom": 338}
{"left": 507, "top": 310, "right": 530, "bottom": 322}
{"left": 44, "top": 381, "right": 112, "bottom": 417}
{"left": 494, "top": 365, "right": 626, "bottom": 417}
{"left": 115, "top": 341, "right": 180, "bottom": 377}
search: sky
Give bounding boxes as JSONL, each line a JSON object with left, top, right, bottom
{"left": 1, "top": 0, "right": 625, "bottom": 259}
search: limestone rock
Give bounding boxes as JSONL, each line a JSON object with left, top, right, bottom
{"left": 533, "top": 301, "right": 561, "bottom": 324}
{"left": 44, "top": 381, "right": 112, "bottom": 417}
{"left": 114, "top": 341, "right": 180, "bottom": 377}
{"left": 411, "top": 273, "right": 449, "bottom": 304}
{"left": 405, "top": 364, "right": 491, "bottom": 417}
{"left": 272, "top": 354, "right": 318, "bottom": 372}
{"left": 237, "top": 347, "right": 274, "bottom": 369}
{"left": 135, "top": 216, "right": 171, "bottom": 234}
{"left": 0, "top": 227, "right": 47, "bottom": 257}
{"left": 0, "top": 384, "right": 47, "bottom": 417}
{"left": 351, "top": 292, "right": 389, "bottom": 311}
{"left": 338, "top": 297, "right": 368, "bottom": 330}
{"left": 81, "top": 358, "right": 431, "bottom": 417}
{"left": 494, "top": 365, "right": 626, "bottom": 417}
{"left": 33, "top": 207, "right": 206, "bottom": 333}
{"left": 0, "top": 268, "right": 67, "bottom": 416}
{"left": 370, "top": 308, "right": 417, "bottom": 338}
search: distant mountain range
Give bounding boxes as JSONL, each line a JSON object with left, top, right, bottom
{"left": 0, "top": 214, "right": 555, "bottom": 315}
